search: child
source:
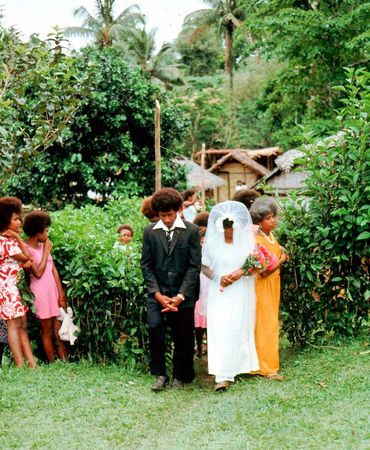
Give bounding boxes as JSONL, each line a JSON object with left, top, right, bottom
{"left": 194, "top": 230, "right": 209, "bottom": 359}
{"left": 141, "top": 188, "right": 201, "bottom": 391}
{"left": 114, "top": 224, "right": 133, "bottom": 251}
{"left": 181, "top": 189, "right": 198, "bottom": 223}
{"left": 23, "top": 210, "right": 68, "bottom": 362}
{"left": 0, "top": 197, "right": 35, "bottom": 368}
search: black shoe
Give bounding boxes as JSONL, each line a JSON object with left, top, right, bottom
{"left": 172, "top": 378, "right": 184, "bottom": 390}
{"left": 151, "top": 376, "right": 167, "bottom": 392}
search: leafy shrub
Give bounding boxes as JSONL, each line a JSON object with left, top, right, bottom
{"left": 278, "top": 68, "right": 370, "bottom": 344}
{"left": 2, "top": 46, "right": 188, "bottom": 207}
{"left": 48, "top": 198, "right": 149, "bottom": 364}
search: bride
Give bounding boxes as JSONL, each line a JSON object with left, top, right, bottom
{"left": 202, "top": 201, "right": 259, "bottom": 391}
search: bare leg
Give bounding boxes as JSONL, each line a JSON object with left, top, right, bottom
{"left": 19, "top": 315, "right": 35, "bottom": 368}
{"left": 6, "top": 318, "right": 25, "bottom": 367}
{"left": 40, "top": 318, "right": 55, "bottom": 362}
{"left": 0, "top": 343, "right": 5, "bottom": 367}
{"left": 52, "top": 318, "right": 68, "bottom": 361}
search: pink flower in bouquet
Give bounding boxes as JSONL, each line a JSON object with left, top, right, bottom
{"left": 258, "top": 244, "right": 279, "bottom": 271}
{"left": 243, "top": 247, "right": 267, "bottom": 275}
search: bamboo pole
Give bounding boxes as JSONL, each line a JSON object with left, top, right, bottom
{"left": 154, "top": 100, "right": 161, "bottom": 191}
{"left": 200, "top": 143, "right": 206, "bottom": 212}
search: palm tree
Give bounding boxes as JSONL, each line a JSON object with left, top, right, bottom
{"left": 64, "top": 0, "right": 144, "bottom": 47}
{"left": 184, "top": 0, "right": 244, "bottom": 98}
{"left": 120, "top": 26, "right": 184, "bottom": 89}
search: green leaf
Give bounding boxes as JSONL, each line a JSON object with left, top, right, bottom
{"left": 357, "top": 231, "right": 370, "bottom": 240}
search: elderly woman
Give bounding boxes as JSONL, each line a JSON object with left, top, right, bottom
{"left": 202, "top": 201, "right": 259, "bottom": 391}
{"left": 249, "top": 197, "right": 288, "bottom": 380}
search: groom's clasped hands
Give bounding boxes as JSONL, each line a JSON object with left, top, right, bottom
{"left": 155, "top": 292, "right": 182, "bottom": 313}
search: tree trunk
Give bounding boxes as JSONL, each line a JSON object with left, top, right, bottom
{"left": 154, "top": 100, "right": 161, "bottom": 191}
{"left": 224, "top": 27, "right": 234, "bottom": 103}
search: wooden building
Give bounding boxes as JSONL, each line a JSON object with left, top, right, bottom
{"left": 255, "top": 149, "right": 308, "bottom": 195}
{"left": 193, "top": 147, "right": 282, "bottom": 202}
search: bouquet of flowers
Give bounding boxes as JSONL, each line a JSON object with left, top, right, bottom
{"left": 243, "top": 244, "right": 278, "bottom": 276}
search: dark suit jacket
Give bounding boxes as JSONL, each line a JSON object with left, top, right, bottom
{"left": 141, "top": 220, "right": 201, "bottom": 308}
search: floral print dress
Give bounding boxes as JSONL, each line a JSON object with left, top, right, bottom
{"left": 0, "top": 236, "right": 28, "bottom": 320}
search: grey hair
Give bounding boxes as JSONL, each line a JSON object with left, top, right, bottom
{"left": 249, "top": 197, "right": 278, "bottom": 224}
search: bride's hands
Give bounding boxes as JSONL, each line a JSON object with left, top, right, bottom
{"left": 220, "top": 269, "right": 244, "bottom": 291}
{"left": 220, "top": 274, "right": 233, "bottom": 291}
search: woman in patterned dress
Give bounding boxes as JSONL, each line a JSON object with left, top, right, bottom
{"left": 0, "top": 197, "right": 35, "bottom": 368}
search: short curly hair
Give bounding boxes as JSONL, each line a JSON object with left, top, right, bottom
{"left": 193, "top": 212, "right": 209, "bottom": 228}
{"left": 117, "top": 224, "right": 133, "bottom": 236}
{"left": 0, "top": 197, "right": 23, "bottom": 232}
{"left": 249, "top": 197, "right": 278, "bottom": 224}
{"left": 151, "top": 188, "right": 183, "bottom": 214}
{"left": 232, "top": 189, "right": 261, "bottom": 210}
{"left": 23, "top": 211, "right": 52, "bottom": 237}
{"left": 140, "top": 196, "right": 159, "bottom": 222}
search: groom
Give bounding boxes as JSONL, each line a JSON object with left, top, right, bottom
{"left": 141, "top": 188, "right": 201, "bottom": 391}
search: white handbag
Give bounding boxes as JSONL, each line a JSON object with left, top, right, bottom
{"left": 58, "top": 307, "right": 80, "bottom": 345}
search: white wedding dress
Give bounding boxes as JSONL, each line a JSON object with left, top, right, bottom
{"left": 203, "top": 230, "right": 259, "bottom": 380}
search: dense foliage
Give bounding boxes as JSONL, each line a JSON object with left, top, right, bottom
{"left": 47, "top": 198, "right": 148, "bottom": 364}
{"left": 2, "top": 46, "right": 188, "bottom": 206}
{"left": 236, "top": 0, "right": 370, "bottom": 148}
{"left": 278, "top": 68, "right": 370, "bottom": 344}
{"left": 0, "top": 26, "right": 88, "bottom": 181}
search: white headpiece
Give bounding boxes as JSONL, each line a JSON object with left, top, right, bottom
{"left": 203, "top": 201, "right": 255, "bottom": 269}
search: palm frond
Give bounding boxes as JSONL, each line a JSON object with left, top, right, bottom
{"left": 64, "top": 26, "right": 95, "bottom": 39}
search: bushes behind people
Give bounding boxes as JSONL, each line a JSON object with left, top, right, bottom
{"left": 48, "top": 198, "right": 148, "bottom": 365}
{"left": 278, "top": 68, "right": 370, "bottom": 345}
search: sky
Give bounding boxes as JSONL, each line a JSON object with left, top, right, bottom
{"left": 1, "top": 0, "right": 207, "bottom": 49}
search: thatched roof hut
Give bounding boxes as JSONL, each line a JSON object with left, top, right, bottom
{"left": 175, "top": 158, "right": 226, "bottom": 190}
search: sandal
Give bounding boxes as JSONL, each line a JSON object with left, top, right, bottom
{"left": 214, "top": 380, "right": 231, "bottom": 391}
{"left": 264, "top": 373, "right": 284, "bottom": 381}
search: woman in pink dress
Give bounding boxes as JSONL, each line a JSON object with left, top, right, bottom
{"left": 23, "top": 211, "right": 68, "bottom": 362}
{"left": 194, "top": 230, "right": 210, "bottom": 358}
{"left": 0, "top": 197, "right": 35, "bottom": 368}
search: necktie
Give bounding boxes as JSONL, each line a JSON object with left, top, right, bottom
{"left": 165, "top": 229, "right": 173, "bottom": 251}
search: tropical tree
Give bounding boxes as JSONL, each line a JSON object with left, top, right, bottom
{"left": 120, "top": 26, "right": 184, "bottom": 88}
{"left": 2, "top": 47, "right": 188, "bottom": 206}
{"left": 64, "top": 0, "right": 143, "bottom": 47}
{"left": 236, "top": 0, "right": 370, "bottom": 148}
{"left": 0, "top": 23, "right": 88, "bottom": 183}
{"left": 183, "top": 0, "right": 244, "bottom": 97}
{"left": 176, "top": 25, "right": 223, "bottom": 76}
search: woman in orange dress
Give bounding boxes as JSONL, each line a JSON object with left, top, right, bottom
{"left": 250, "top": 197, "right": 288, "bottom": 379}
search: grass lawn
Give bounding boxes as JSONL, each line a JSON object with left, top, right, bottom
{"left": 1, "top": 337, "right": 369, "bottom": 450}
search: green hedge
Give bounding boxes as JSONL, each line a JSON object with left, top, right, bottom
{"left": 49, "top": 198, "right": 148, "bottom": 365}
{"left": 278, "top": 68, "right": 370, "bottom": 344}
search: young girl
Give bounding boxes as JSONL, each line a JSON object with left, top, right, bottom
{"left": 249, "top": 197, "right": 288, "bottom": 380}
{"left": 23, "top": 211, "right": 68, "bottom": 362}
{"left": 0, "top": 197, "right": 35, "bottom": 368}
{"left": 194, "top": 230, "right": 209, "bottom": 359}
